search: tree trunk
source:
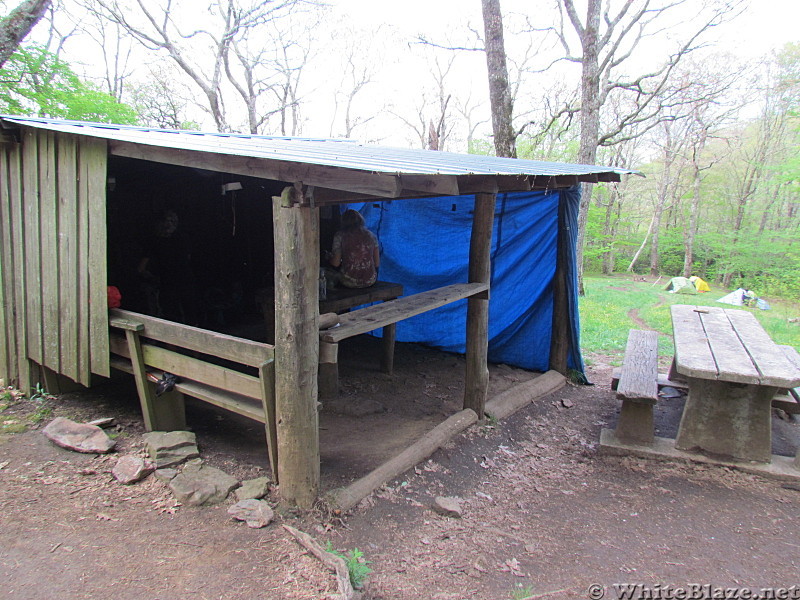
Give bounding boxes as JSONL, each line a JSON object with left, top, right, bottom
{"left": 0, "top": 0, "right": 51, "bottom": 68}
{"left": 682, "top": 162, "right": 702, "bottom": 278}
{"left": 481, "top": 0, "right": 516, "bottom": 158}
{"left": 627, "top": 213, "right": 656, "bottom": 273}
{"left": 574, "top": 0, "right": 601, "bottom": 294}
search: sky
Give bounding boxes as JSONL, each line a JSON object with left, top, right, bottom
{"left": 16, "top": 0, "right": 800, "bottom": 148}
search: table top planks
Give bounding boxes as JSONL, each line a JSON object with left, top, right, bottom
{"left": 671, "top": 304, "right": 800, "bottom": 387}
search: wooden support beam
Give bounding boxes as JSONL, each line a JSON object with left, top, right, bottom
{"left": 400, "top": 174, "right": 460, "bottom": 196}
{"left": 463, "top": 192, "right": 495, "bottom": 417}
{"left": 549, "top": 191, "right": 570, "bottom": 375}
{"left": 496, "top": 175, "right": 531, "bottom": 192}
{"left": 110, "top": 141, "right": 402, "bottom": 198}
{"left": 272, "top": 186, "right": 320, "bottom": 508}
{"left": 318, "top": 341, "right": 338, "bottom": 399}
{"left": 258, "top": 359, "right": 279, "bottom": 482}
{"left": 457, "top": 175, "right": 500, "bottom": 195}
{"left": 330, "top": 408, "right": 478, "bottom": 512}
{"left": 124, "top": 326, "right": 158, "bottom": 431}
{"left": 596, "top": 172, "right": 622, "bottom": 183}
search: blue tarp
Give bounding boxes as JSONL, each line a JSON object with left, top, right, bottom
{"left": 348, "top": 187, "right": 584, "bottom": 374}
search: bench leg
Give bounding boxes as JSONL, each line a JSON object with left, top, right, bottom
{"left": 615, "top": 400, "right": 655, "bottom": 444}
{"left": 152, "top": 387, "right": 187, "bottom": 431}
{"left": 319, "top": 341, "right": 339, "bottom": 399}
{"left": 381, "top": 323, "right": 396, "bottom": 375}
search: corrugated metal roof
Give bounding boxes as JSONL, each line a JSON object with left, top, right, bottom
{"left": 0, "top": 115, "right": 634, "bottom": 179}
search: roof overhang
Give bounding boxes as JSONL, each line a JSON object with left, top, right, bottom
{"left": 0, "top": 115, "right": 639, "bottom": 204}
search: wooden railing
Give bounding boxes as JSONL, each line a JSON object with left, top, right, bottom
{"left": 108, "top": 308, "right": 277, "bottom": 477}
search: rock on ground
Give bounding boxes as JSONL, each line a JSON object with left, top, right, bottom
{"left": 228, "top": 499, "right": 275, "bottom": 528}
{"left": 168, "top": 461, "right": 239, "bottom": 506}
{"left": 143, "top": 431, "right": 200, "bottom": 468}
{"left": 235, "top": 476, "right": 271, "bottom": 501}
{"left": 42, "top": 417, "right": 116, "bottom": 454}
{"left": 112, "top": 455, "right": 154, "bottom": 484}
{"left": 432, "top": 496, "right": 463, "bottom": 518}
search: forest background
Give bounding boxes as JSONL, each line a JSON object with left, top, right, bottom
{"left": 2, "top": 0, "right": 799, "bottom": 299}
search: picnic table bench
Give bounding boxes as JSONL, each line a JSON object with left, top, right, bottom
{"left": 671, "top": 304, "right": 800, "bottom": 463}
{"left": 613, "top": 329, "right": 659, "bottom": 444}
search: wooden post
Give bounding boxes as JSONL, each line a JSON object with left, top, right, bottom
{"left": 549, "top": 193, "right": 569, "bottom": 375}
{"left": 463, "top": 192, "right": 495, "bottom": 417}
{"left": 258, "top": 359, "right": 279, "bottom": 481}
{"left": 318, "top": 341, "right": 339, "bottom": 399}
{"left": 380, "top": 323, "right": 396, "bottom": 374}
{"left": 124, "top": 325, "right": 158, "bottom": 431}
{"left": 272, "top": 186, "right": 320, "bottom": 508}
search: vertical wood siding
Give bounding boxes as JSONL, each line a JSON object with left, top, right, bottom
{"left": 0, "top": 145, "right": 18, "bottom": 382}
{"left": 0, "top": 129, "right": 109, "bottom": 388}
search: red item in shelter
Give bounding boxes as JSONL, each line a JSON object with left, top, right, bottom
{"left": 107, "top": 286, "right": 122, "bottom": 308}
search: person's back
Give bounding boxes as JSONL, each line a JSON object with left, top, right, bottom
{"left": 330, "top": 210, "right": 379, "bottom": 288}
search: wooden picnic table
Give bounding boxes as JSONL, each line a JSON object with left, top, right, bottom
{"left": 670, "top": 304, "right": 800, "bottom": 463}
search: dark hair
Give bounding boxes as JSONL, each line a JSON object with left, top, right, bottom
{"left": 341, "top": 209, "right": 365, "bottom": 229}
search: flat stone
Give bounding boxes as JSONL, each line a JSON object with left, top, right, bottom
{"left": 42, "top": 417, "right": 116, "bottom": 454}
{"left": 142, "top": 430, "right": 197, "bottom": 453}
{"left": 154, "top": 468, "right": 179, "bottom": 482}
{"left": 432, "top": 496, "right": 463, "bottom": 518}
{"left": 235, "top": 477, "right": 271, "bottom": 501}
{"left": 143, "top": 431, "right": 199, "bottom": 468}
{"left": 153, "top": 445, "right": 200, "bottom": 469}
{"left": 228, "top": 499, "right": 275, "bottom": 528}
{"left": 86, "top": 417, "right": 116, "bottom": 428}
{"left": 112, "top": 455, "right": 154, "bottom": 484}
{"left": 168, "top": 463, "right": 239, "bottom": 506}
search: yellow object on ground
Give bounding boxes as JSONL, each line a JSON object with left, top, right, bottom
{"left": 690, "top": 276, "right": 711, "bottom": 293}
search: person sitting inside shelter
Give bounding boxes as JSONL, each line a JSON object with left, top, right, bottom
{"left": 327, "top": 209, "right": 380, "bottom": 288}
{"left": 137, "top": 209, "right": 199, "bottom": 325}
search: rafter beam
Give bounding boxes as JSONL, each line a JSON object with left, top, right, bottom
{"left": 400, "top": 174, "right": 460, "bottom": 196}
{"left": 109, "top": 141, "right": 403, "bottom": 198}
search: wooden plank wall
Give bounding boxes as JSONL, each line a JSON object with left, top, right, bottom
{"left": 0, "top": 128, "right": 109, "bottom": 389}
{"left": 0, "top": 141, "right": 20, "bottom": 384}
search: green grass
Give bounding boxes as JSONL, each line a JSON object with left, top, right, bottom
{"left": 579, "top": 275, "right": 800, "bottom": 361}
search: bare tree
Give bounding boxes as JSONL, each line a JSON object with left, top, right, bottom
{"left": 0, "top": 0, "right": 51, "bottom": 66}
{"left": 453, "top": 91, "right": 488, "bottom": 153}
{"left": 84, "top": 0, "right": 312, "bottom": 133}
{"left": 127, "top": 65, "right": 196, "bottom": 129}
{"left": 543, "top": 0, "right": 743, "bottom": 292}
{"left": 393, "top": 55, "right": 457, "bottom": 150}
{"left": 65, "top": 6, "right": 133, "bottom": 101}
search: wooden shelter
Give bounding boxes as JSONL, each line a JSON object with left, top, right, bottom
{"left": 0, "top": 116, "right": 629, "bottom": 507}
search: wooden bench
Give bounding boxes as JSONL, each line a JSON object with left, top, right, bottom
{"left": 319, "top": 281, "right": 403, "bottom": 314}
{"left": 775, "top": 345, "right": 800, "bottom": 414}
{"left": 108, "top": 309, "right": 277, "bottom": 477}
{"left": 614, "top": 329, "right": 659, "bottom": 444}
{"left": 318, "top": 282, "right": 489, "bottom": 397}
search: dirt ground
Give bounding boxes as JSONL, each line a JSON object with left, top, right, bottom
{"left": 2, "top": 336, "right": 800, "bottom": 600}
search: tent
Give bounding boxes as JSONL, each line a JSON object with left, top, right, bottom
{"left": 664, "top": 276, "right": 698, "bottom": 294}
{"left": 717, "top": 288, "right": 771, "bottom": 310}
{"left": 690, "top": 276, "right": 711, "bottom": 293}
